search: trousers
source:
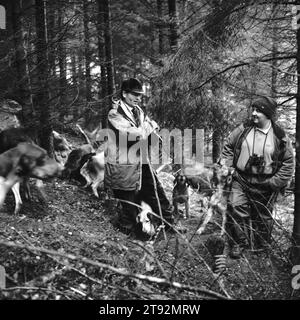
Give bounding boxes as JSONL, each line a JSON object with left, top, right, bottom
{"left": 112, "top": 164, "right": 174, "bottom": 231}
{"left": 226, "top": 175, "right": 277, "bottom": 247}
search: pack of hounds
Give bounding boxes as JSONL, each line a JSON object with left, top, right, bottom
{"left": 0, "top": 100, "right": 233, "bottom": 240}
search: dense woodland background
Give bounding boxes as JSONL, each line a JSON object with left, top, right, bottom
{"left": 0, "top": 0, "right": 298, "bottom": 158}
{"left": 0, "top": 0, "right": 300, "bottom": 299}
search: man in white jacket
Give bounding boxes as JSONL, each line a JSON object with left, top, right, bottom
{"left": 105, "top": 78, "right": 185, "bottom": 239}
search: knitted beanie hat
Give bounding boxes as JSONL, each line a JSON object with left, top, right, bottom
{"left": 251, "top": 96, "right": 277, "bottom": 119}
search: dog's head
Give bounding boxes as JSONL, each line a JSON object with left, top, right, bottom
{"left": 16, "top": 143, "right": 63, "bottom": 179}
{"left": 53, "top": 131, "right": 71, "bottom": 152}
{"left": 0, "top": 143, "right": 63, "bottom": 208}
{"left": 174, "top": 173, "right": 188, "bottom": 188}
{"left": 211, "top": 163, "right": 233, "bottom": 191}
{"left": 136, "top": 201, "right": 156, "bottom": 236}
{"left": 62, "top": 145, "right": 95, "bottom": 178}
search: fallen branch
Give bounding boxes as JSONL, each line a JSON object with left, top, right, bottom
{"left": 0, "top": 286, "right": 72, "bottom": 299}
{"left": 0, "top": 240, "right": 230, "bottom": 300}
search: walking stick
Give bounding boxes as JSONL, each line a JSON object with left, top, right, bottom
{"left": 148, "top": 163, "right": 167, "bottom": 241}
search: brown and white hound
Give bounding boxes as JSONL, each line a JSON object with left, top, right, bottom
{"left": 79, "top": 151, "right": 105, "bottom": 198}
{"left": 0, "top": 142, "right": 63, "bottom": 214}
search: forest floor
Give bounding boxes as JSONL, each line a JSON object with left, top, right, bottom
{"left": 0, "top": 134, "right": 299, "bottom": 301}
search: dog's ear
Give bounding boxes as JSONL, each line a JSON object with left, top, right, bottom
{"left": 173, "top": 172, "right": 179, "bottom": 184}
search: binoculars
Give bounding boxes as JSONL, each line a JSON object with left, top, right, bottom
{"left": 245, "top": 153, "right": 265, "bottom": 173}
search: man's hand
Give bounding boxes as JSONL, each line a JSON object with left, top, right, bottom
{"left": 150, "top": 119, "right": 159, "bottom": 131}
{"left": 144, "top": 116, "right": 159, "bottom": 131}
{"left": 260, "top": 178, "right": 273, "bottom": 191}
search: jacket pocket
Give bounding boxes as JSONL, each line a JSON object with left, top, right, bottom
{"left": 104, "top": 163, "right": 140, "bottom": 190}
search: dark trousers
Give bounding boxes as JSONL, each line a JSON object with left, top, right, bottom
{"left": 227, "top": 178, "right": 276, "bottom": 247}
{"left": 113, "top": 164, "right": 174, "bottom": 231}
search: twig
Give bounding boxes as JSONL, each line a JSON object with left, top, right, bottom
{"left": 25, "top": 267, "right": 67, "bottom": 287}
{"left": 76, "top": 124, "right": 93, "bottom": 147}
{"left": 0, "top": 240, "right": 230, "bottom": 300}
{"left": 70, "top": 287, "right": 93, "bottom": 300}
{"left": 130, "top": 240, "right": 168, "bottom": 279}
{"left": 149, "top": 165, "right": 167, "bottom": 240}
{"left": 0, "top": 286, "right": 72, "bottom": 299}
{"left": 52, "top": 256, "right": 147, "bottom": 299}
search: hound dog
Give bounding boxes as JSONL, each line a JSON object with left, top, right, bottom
{"left": 183, "top": 163, "right": 233, "bottom": 235}
{"left": 80, "top": 151, "right": 105, "bottom": 198}
{"left": 0, "top": 127, "right": 65, "bottom": 205}
{"left": 62, "top": 144, "right": 95, "bottom": 184}
{"left": 172, "top": 173, "right": 190, "bottom": 219}
{"left": 136, "top": 201, "right": 156, "bottom": 238}
{"left": 0, "top": 142, "right": 63, "bottom": 214}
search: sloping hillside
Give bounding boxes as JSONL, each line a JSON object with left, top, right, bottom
{"left": 0, "top": 166, "right": 298, "bottom": 300}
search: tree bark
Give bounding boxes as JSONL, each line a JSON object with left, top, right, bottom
{"left": 156, "top": 0, "right": 164, "bottom": 54}
{"left": 96, "top": 0, "right": 107, "bottom": 101}
{"left": 271, "top": 3, "right": 278, "bottom": 97}
{"left": 211, "top": 78, "right": 222, "bottom": 163}
{"left": 167, "top": 0, "right": 178, "bottom": 51}
{"left": 103, "top": 0, "right": 115, "bottom": 98}
{"left": 46, "top": 0, "right": 56, "bottom": 77}
{"left": 83, "top": 0, "right": 92, "bottom": 102}
{"left": 57, "top": 0, "right": 67, "bottom": 122}
{"left": 10, "top": 0, "right": 33, "bottom": 124}
{"left": 35, "top": 0, "right": 53, "bottom": 156}
{"left": 293, "top": 1, "right": 300, "bottom": 265}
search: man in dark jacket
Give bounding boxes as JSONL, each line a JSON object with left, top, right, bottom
{"left": 220, "top": 96, "right": 294, "bottom": 258}
{"left": 105, "top": 78, "right": 185, "bottom": 239}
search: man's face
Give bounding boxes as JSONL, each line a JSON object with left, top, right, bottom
{"left": 123, "top": 91, "right": 142, "bottom": 108}
{"left": 251, "top": 107, "right": 268, "bottom": 126}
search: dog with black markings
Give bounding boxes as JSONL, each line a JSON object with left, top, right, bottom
{"left": 0, "top": 142, "right": 63, "bottom": 214}
{"left": 184, "top": 163, "right": 233, "bottom": 235}
{"left": 80, "top": 151, "right": 105, "bottom": 198}
{"left": 62, "top": 144, "right": 95, "bottom": 184}
{"left": 0, "top": 127, "right": 65, "bottom": 213}
{"left": 172, "top": 172, "right": 190, "bottom": 219}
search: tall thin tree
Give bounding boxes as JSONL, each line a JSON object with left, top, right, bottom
{"left": 11, "top": 0, "right": 32, "bottom": 123}
{"left": 103, "top": 0, "right": 115, "bottom": 98}
{"left": 167, "top": 0, "right": 178, "bottom": 51}
{"left": 293, "top": 1, "right": 300, "bottom": 265}
{"left": 35, "top": 0, "right": 53, "bottom": 155}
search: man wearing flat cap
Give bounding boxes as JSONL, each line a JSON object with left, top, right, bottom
{"left": 105, "top": 78, "right": 186, "bottom": 239}
{"left": 220, "top": 95, "right": 294, "bottom": 259}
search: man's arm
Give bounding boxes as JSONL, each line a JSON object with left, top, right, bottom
{"left": 220, "top": 125, "right": 244, "bottom": 167}
{"left": 108, "top": 109, "right": 158, "bottom": 140}
{"left": 268, "top": 137, "right": 295, "bottom": 191}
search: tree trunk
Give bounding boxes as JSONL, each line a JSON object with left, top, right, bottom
{"left": 46, "top": 0, "right": 56, "bottom": 77}
{"left": 271, "top": 3, "right": 277, "bottom": 97}
{"left": 10, "top": 0, "right": 33, "bottom": 124}
{"left": 83, "top": 0, "right": 92, "bottom": 102}
{"left": 293, "top": 2, "right": 300, "bottom": 266}
{"left": 96, "top": 0, "right": 108, "bottom": 128}
{"left": 96, "top": 0, "right": 107, "bottom": 100}
{"left": 212, "top": 127, "right": 221, "bottom": 164}
{"left": 156, "top": 0, "right": 164, "bottom": 54}
{"left": 167, "top": 0, "right": 178, "bottom": 51}
{"left": 57, "top": 1, "right": 67, "bottom": 122}
{"left": 211, "top": 78, "right": 222, "bottom": 163}
{"left": 103, "top": 0, "right": 115, "bottom": 98}
{"left": 35, "top": 0, "right": 53, "bottom": 156}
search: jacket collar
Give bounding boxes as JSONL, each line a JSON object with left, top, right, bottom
{"left": 243, "top": 119, "right": 286, "bottom": 140}
{"left": 118, "top": 99, "right": 136, "bottom": 124}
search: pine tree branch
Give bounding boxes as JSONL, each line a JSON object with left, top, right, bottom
{"left": 193, "top": 54, "right": 296, "bottom": 91}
